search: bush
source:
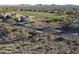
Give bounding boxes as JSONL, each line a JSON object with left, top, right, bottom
{"left": 6, "top": 19, "right": 16, "bottom": 25}
{"left": 54, "top": 37, "right": 65, "bottom": 41}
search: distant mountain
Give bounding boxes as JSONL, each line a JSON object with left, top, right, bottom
{"left": 0, "top": 4, "right": 79, "bottom": 8}
{"left": 0, "top": 4, "right": 32, "bottom": 8}
{"left": 32, "top": 4, "right": 79, "bottom": 9}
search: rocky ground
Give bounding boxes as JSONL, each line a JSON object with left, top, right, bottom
{"left": 0, "top": 23, "right": 79, "bottom": 54}
{"left": 0, "top": 33, "right": 79, "bottom": 54}
{"left": 0, "top": 14, "right": 78, "bottom": 54}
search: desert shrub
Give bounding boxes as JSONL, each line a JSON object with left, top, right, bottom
{"left": 15, "top": 30, "right": 30, "bottom": 41}
{"left": 0, "top": 28, "right": 8, "bottom": 37}
{"left": 6, "top": 19, "right": 16, "bottom": 25}
{"left": 54, "top": 37, "right": 65, "bottom": 41}
{"left": 62, "top": 20, "right": 79, "bottom": 30}
{"left": 48, "top": 22, "right": 60, "bottom": 27}
{"left": 0, "top": 24, "right": 14, "bottom": 33}
{"left": 0, "top": 26, "right": 12, "bottom": 37}
{"left": 11, "top": 16, "right": 17, "bottom": 20}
